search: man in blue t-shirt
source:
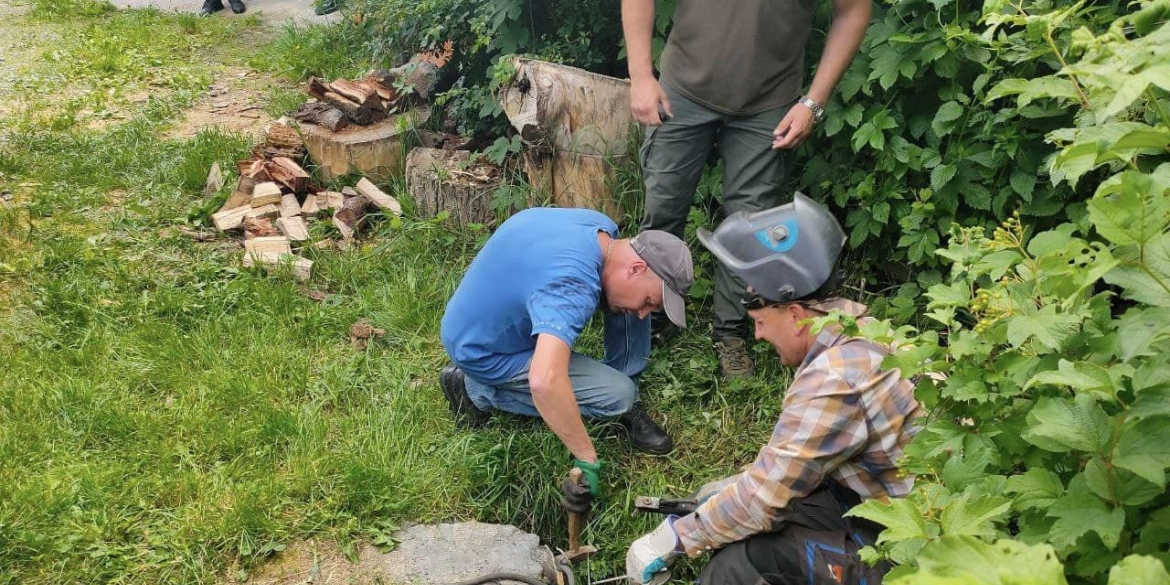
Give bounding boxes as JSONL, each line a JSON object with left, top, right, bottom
{"left": 440, "top": 207, "right": 693, "bottom": 501}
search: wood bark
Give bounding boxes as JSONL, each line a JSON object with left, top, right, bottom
{"left": 406, "top": 147, "right": 504, "bottom": 227}
{"left": 333, "top": 196, "right": 369, "bottom": 239}
{"left": 295, "top": 101, "right": 348, "bottom": 132}
{"left": 300, "top": 108, "right": 430, "bottom": 181}
{"left": 266, "top": 157, "right": 310, "bottom": 194}
{"left": 499, "top": 57, "right": 637, "bottom": 219}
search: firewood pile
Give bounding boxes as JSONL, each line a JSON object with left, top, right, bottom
{"left": 207, "top": 121, "right": 403, "bottom": 282}
{"left": 295, "top": 59, "right": 441, "bottom": 132}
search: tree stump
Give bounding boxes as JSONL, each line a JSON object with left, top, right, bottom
{"left": 301, "top": 107, "right": 430, "bottom": 182}
{"left": 406, "top": 148, "right": 505, "bottom": 227}
{"left": 499, "top": 57, "right": 637, "bottom": 220}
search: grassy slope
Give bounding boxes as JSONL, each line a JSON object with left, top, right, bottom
{"left": 0, "top": 2, "right": 793, "bottom": 582}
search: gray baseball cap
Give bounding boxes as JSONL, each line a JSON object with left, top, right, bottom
{"left": 631, "top": 230, "right": 694, "bottom": 328}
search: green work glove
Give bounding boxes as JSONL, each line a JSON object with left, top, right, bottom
{"left": 572, "top": 458, "right": 602, "bottom": 497}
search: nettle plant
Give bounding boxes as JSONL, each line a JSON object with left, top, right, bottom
{"left": 829, "top": 10, "right": 1170, "bottom": 585}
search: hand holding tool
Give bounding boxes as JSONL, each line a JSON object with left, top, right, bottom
{"left": 561, "top": 467, "right": 598, "bottom": 563}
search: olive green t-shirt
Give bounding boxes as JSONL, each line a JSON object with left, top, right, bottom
{"left": 660, "top": 0, "right": 816, "bottom": 116}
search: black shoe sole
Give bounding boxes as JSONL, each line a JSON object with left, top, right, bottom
{"left": 228, "top": 1, "right": 245, "bottom": 13}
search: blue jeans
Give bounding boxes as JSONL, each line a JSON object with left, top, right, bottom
{"left": 463, "top": 312, "right": 651, "bottom": 419}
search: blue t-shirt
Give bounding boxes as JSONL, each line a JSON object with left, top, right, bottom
{"left": 440, "top": 208, "right": 618, "bottom": 386}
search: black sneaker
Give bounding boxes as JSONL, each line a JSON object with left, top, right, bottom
{"left": 619, "top": 402, "right": 674, "bottom": 455}
{"left": 439, "top": 365, "right": 491, "bottom": 429}
{"left": 199, "top": 0, "right": 224, "bottom": 16}
{"left": 227, "top": 0, "right": 245, "bottom": 13}
{"left": 714, "top": 335, "right": 755, "bottom": 379}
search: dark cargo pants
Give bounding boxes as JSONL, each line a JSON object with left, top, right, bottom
{"left": 639, "top": 82, "right": 793, "bottom": 337}
{"left": 697, "top": 481, "right": 890, "bottom": 585}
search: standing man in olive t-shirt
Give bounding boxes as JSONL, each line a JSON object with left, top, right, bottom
{"left": 622, "top": 0, "right": 871, "bottom": 379}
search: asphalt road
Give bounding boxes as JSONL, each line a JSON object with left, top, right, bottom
{"left": 113, "top": 0, "right": 341, "bottom": 25}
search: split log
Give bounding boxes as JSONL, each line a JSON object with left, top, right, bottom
{"left": 277, "top": 216, "right": 310, "bottom": 242}
{"left": 318, "top": 191, "right": 345, "bottom": 211}
{"left": 212, "top": 205, "right": 251, "bottom": 231}
{"left": 499, "top": 57, "right": 636, "bottom": 219}
{"left": 251, "top": 182, "right": 284, "bottom": 208}
{"left": 341, "top": 186, "right": 358, "bottom": 197}
{"left": 240, "top": 159, "right": 271, "bottom": 181}
{"left": 300, "top": 108, "right": 430, "bottom": 181}
{"left": 308, "top": 77, "right": 383, "bottom": 125}
{"left": 245, "top": 236, "right": 292, "bottom": 256}
{"left": 333, "top": 195, "right": 369, "bottom": 239}
{"left": 266, "top": 157, "right": 311, "bottom": 194}
{"left": 204, "top": 162, "right": 224, "bottom": 198}
{"left": 280, "top": 194, "right": 302, "bottom": 218}
{"left": 295, "top": 101, "right": 348, "bottom": 132}
{"left": 330, "top": 78, "right": 377, "bottom": 106}
{"left": 300, "top": 194, "right": 321, "bottom": 216}
{"left": 262, "top": 122, "right": 307, "bottom": 160}
{"left": 406, "top": 147, "right": 505, "bottom": 227}
{"left": 245, "top": 204, "right": 280, "bottom": 221}
{"left": 243, "top": 216, "right": 280, "bottom": 239}
{"left": 244, "top": 251, "right": 313, "bottom": 282}
{"left": 355, "top": 177, "right": 402, "bottom": 217}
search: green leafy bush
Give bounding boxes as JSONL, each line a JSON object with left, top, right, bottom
{"left": 835, "top": 12, "right": 1170, "bottom": 583}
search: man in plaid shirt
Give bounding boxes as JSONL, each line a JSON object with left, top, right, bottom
{"left": 628, "top": 194, "right": 921, "bottom": 585}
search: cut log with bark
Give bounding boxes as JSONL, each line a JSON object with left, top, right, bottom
{"left": 355, "top": 177, "right": 402, "bottom": 217}
{"left": 276, "top": 216, "right": 309, "bottom": 242}
{"left": 308, "top": 77, "right": 384, "bottom": 125}
{"left": 266, "top": 157, "right": 311, "bottom": 193}
{"left": 499, "top": 57, "right": 636, "bottom": 219}
{"left": 243, "top": 216, "right": 280, "bottom": 239}
{"left": 333, "top": 195, "right": 369, "bottom": 239}
{"left": 262, "top": 122, "right": 306, "bottom": 160}
{"left": 295, "top": 101, "right": 348, "bottom": 132}
{"left": 244, "top": 251, "right": 313, "bottom": 282}
{"left": 300, "top": 108, "right": 430, "bottom": 181}
{"left": 406, "top": 147, "right": 505, "bottom": 227}
{"left": 251, "top": 182, "right": 283, "bottom": 207}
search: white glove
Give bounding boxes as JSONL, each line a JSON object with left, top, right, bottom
{"left": 626, "top": 515, "right": 683, "bottom": 585}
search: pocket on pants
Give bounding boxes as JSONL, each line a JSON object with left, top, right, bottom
{"left": 638, "top": 124, "right": 659, "bottom": 169}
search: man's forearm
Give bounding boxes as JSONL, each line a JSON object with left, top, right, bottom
{"left": 807, "top": 0, "right": 871, "bottom": 105}
{"left": 621, "top": 0, "right": 657, "bottom": 81}
{"left": 532, "top": 377, "right": 597, "bottom": 462}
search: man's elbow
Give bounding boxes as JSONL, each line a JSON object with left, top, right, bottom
{"left": 528, "top": 369, "right": 565, "bottom": 398}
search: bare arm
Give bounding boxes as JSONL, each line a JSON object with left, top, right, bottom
{"left": 621, "top": 0, "right": 671, "bottom": 125}
{"left": 773, "top": 0, "right": 872, "bottom": 149}
{"left": 529, "top": 333, "right": 597, "bottom": 463}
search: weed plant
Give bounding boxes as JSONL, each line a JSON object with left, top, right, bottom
{"left": 0, "top": 4, "right": 798, "bottom": 584}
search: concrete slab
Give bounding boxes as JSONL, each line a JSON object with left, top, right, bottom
{"left": 361, "top": 522, "right": 555, "bottom": 585}
{"left": 112, "top": 0, "right": 341, "bottom": 26}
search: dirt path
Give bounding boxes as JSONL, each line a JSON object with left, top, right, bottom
{"left": 112, "top": 0, "right": 339, "bottom": 25}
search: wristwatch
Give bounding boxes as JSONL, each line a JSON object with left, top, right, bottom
{"left": 799, "top": 95, "right": 825, "bottom": 123}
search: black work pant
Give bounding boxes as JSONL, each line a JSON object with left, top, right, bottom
{"left": 698, "top": 481, "right": 891, "bottom": 585}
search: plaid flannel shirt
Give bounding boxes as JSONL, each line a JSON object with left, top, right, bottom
{"left": 673, "top": 321, "right": 922, "bottom": 555}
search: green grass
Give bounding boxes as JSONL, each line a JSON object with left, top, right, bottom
{"left": 0, "top": 3, "right": 796, "bottom": 583}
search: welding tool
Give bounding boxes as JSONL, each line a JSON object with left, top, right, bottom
{"left": 634, "top": 495, "right": 699, "bottom": 516}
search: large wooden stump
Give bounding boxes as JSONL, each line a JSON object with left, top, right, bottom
{"left": 499, "top": 57, "right": 637, "bottom": 219}
{"left": 406, "top": 148, "right": 504, "bottom": 227}
{"left": 301, "top": 107, "right": 430, "bottom": 181}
